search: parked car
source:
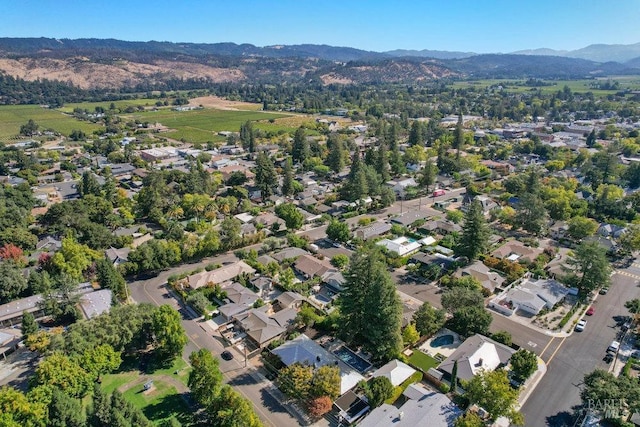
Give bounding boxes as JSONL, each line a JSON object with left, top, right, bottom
{"left": 603, "top": 353, "right": 614, "bottom": 364}
{"left": 221, "top": 350, "right": 234, "bottom": 360}
{"left": 432, "top": 189, "right": 446, "bottom": 197}
{"left": 575, "top": 320, "right": 587, "bottom": 332}
{"left": 607, "top": 341, "right": 620, "bottom": 354}
{"left": 586, "top": 306, "right": 595, "bottom": 316}
{"left": 599, "top": 287, "right": 609, "bottom": 295}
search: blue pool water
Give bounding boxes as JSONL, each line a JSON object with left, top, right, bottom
{"left": 430, "top": 334, "right": 454, "bottom": 348}
{"left": 333, "top": 346, "right": 372, "bottom": 373}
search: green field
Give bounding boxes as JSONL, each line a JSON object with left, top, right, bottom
{"left": 100, "top": 357, "right": 192, "bottom": 425}
{"left": 124, "top": 108, "right": 299, "bottom": 143}
{"left": 449, "top": 77, "right": 640, "bottom": 95}
{"left": 59, "top": 98, "right": 162, "bottom": 113}
{"left": 0, "top": 105, "right": 102, "bottom": 142}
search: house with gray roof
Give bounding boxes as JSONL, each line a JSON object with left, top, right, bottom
{"left": 437, "top": 334, "right": 516, "bottom": 383}
{"left": 355, "top": 221, "right": 392, "bottom": 240}
{"left": 272, "top": 247, "right": 310, "bottom": 262}
{"left": 390, "top": 211, "right": 430, "bottom": 228}
{"left": 358, "top": 389, "right": 461, "bottom": 427}
{"left": 371, "top": 360, "right": 416, "bottom": 387}
{"left": 499, "top": 277, "right": 571, "bottom": 316}
{"left": 271, "top": 334, "right": 365, "bottom": 395}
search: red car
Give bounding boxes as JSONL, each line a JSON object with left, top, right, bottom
{"left": 586, "top": 306, "right": 595, "bottom": 316}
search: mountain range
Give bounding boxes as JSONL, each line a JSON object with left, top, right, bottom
{"left": 0, "top": 37, "right": 638, "bottom": 89}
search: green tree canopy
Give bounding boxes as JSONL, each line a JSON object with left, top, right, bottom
{"left": 326, "top": 220, "right": 350, "bottom": 243}
{"left": 509, "top": 349, "right": 538, "bottom": 383}
{"left": 150, "top": 305, "right": 187, "bottom": 364}
{"left": 339, "top": 247, "right": 403, "bottom": 362}
{"left": 413, "top": 302, "right": 446, "bottom": 337}
{"left": 568, "top": 241, "right": 612, "bottom": 295}
{"left": 32, "top": 352, "right": 92, "bottom": 398}
{"left": 448, "top": 305, "right": 492, "bottom": 337}
{"left": 456, "top": 199, "right": 489, "bottom": 261}
{"left": 255, "top": 152, "right": 278, "bottom": 200}
{"left": 0, "top": 260, "right": 28, "bottom": 304}
{"left": 441, "top": 287, "right": 484, "bottom": 313}
{"left": 275, "top": 203, "right": 304, "bottom": 231}
{"left": 463, "top": 369, "right": 524, "bottom": 424}
{"left": 207, "top": 385, "right": 264, "bottom": 427}
{"left": 364, "top": 376, "right": 394, "bottom": 408}
{"left": 189, "top": 349, "right": 223, "bottom": 407}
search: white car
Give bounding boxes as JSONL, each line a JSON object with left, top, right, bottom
{"left": 575, "top": 319, "right": 587, "bottom": 332}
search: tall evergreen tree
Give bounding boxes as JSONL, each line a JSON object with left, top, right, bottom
{"left": 240, "top": 121, "right": 256, "bottom": 152}
{"left": 376, "top": 143, "right": 390, "bottom": 182}
{"left": 419, "top": 161, "right": 437, "bottom": 192}
{"left": 281, "top": 157, "right": 295, "bottom": 197}
{"left": 568, "top": 241, "right": 612, "bottom": 295}
{"left": 326, "top": 134, "right": 346, "bottom": 173}
{"left": 292, "top": 127, "right": 310, "bottom": 165}
{"left": 339, "top": 247, "right": 402, "bottom": 362}
{"left": 21, "top": 310, "right": 38, "bottom": 337}
{"left": 586, "top": 129, "right": 597, "bottom": 148}
{"left": 456, "top": 199, "right": 489, "bottom": 261}
{"left": 454, "top": 113, "right": 464, "bottom": 159}
{"left": 513, "top": 192, "right": 548, "bottom": 236}
{"left": 255, "top": 152, "right": 278, "bottom": 200}
{"left": 451, "top": 360, "right": 459, "bottom": 393}
{"left": 408, "top": 120, "right": 422, "bottom": 146}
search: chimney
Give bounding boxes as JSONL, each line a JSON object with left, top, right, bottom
{"left": 476, "top": 358, "right": 483, "bottom": 367}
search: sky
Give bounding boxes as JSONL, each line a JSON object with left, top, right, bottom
{"left": 1, "top": 0, "right": 639, "bottom": 53}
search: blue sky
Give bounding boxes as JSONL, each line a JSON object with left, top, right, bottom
{"left": 1, "top": 0, "right": 638, "bottom": 53}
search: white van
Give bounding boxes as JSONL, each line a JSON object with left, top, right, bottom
{"left": 607, "top": 341, "right": 620, "bottom": 353}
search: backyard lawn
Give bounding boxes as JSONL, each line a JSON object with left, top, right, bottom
{"left": 408, "top": 350, "right": 440, "bottom": 373}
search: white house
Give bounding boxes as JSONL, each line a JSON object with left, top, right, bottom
{"left": 377, "top": 237, "right": 421, "bottom": 257}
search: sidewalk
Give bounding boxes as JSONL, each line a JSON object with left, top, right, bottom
{"left": 516, "top": 356, "right": 548, "bottom": 409}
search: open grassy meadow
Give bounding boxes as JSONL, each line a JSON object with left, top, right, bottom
{"left": 449, "top": 77, "right": 640, "bottom": 95}
{"left": 124, "top": 108, "right": 304, "bottom": 143}
{"left": 0, "top": 105, "right": 102, "bottom": 142}
{"left": 100, "top": 357, "right": 193, "bottom": 426}
{"left": 58, "top": 98, "right": 162, "bottom": 113}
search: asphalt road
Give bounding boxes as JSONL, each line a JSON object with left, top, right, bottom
{"left": 127, "top": 252, "right": 300, "bottom": 427}
{"left": 395, "top": 273, "right": 557, "bottom": 356}
{"left": 521, "top": 267, "right": 640, "bottom": 427}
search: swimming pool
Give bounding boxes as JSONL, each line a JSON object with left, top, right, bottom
{"left": 430, "top": 334, "right": 454, "bottom": 348}
{"left": 333, "top": 346, "right": 372, "bottom": 373}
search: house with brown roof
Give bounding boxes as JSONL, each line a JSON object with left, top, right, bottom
{"left": 233, "top": 306, "right": 297, "bottom": 348}
{"left": 294, "top": 254, "right": 333, "bottom": 279}
{"left": 454, "top": 261, "right": 505, "bottom": 293}
{"left": 491, "top": 240, "right": 543, "bottom": 263}
{"left": 179, "top": 261, "right": 255, "bottom": 290}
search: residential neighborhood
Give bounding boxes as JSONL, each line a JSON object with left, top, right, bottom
{"left": 0, "top": 32, "right": 640, "bottom": 427}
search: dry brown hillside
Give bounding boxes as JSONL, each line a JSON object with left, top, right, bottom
{"left": 0, "top": 57, "right": 245, "bottom": 89}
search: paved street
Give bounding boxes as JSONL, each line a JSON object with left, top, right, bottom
{"left": 127, "top": 252, "right": 301, "bottom": 427}
{"left": 395, "top": 270, "right": 558, "bottom": 354}
{"left": 395, "top": 265, "right": 639, "bottom": 427}
{"left": 522, "top": 268, "right": 639, "bottom": 427}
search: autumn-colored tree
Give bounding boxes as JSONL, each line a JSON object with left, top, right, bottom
{"left": 0, "top": 243, "right": 24, "bottom": 263}
{"left": 308, "top": 396, "right": 333, "bottom": 417}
